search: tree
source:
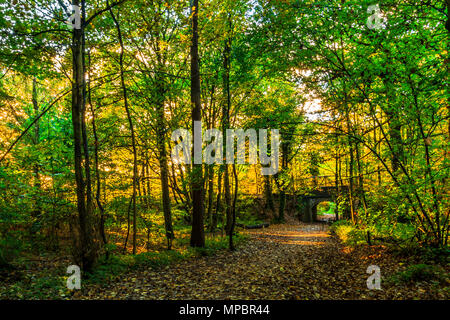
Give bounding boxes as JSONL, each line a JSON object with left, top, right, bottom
{"left": 189, "top": 0, "right": 205, "bottom": 247}
{"left": 71, "top": 0, "right": 97, "bottom": 271}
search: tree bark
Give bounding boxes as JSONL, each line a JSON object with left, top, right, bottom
{"left": 87, "top": 51, "right": 107, "bottom": 249}
{"left": 110, "top": 5, "right": 139, "bottom": 254}
{"left": 71, "top": 0, "right": 96, "bottom": 272}
{"left": 156, "top": 81, "right": 174, "bottom": 250}
{"left": 264, "top": 175, "right": 275, "bottom": 215}
{"left": 211, "top": 168, "right": 222, "bottom": 231}
{"left": 189, "top": 0, "right": 205, "bottom": 247}
{"left": 229, "top": 162, "right": 238, "bottom": 250}
{"left": 206, "top": 165, "right": 214, "bottom": 229}
{"left": 222, "top": 16, "right": 233, "bottom": 236}
{"left": 31, "top": 77, "right": 41, "bottom": 220}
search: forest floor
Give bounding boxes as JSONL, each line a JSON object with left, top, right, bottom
{"left": 75, "top": 222, "right": 449, "bottom": 300}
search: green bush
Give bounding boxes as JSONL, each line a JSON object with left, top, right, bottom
{"left": 0, "top": 236, "right": 23, "bottom": 268}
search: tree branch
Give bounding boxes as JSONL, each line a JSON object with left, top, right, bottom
{"left": 0, "top": 88, "right": 72, "bottom": 163}
{"left": 84, "top": 0, "right": 127, "bottom": 27}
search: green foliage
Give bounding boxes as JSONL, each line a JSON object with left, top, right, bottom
{"left": 195, "top": 234, "right": 248, "bottom": 257}
{"left": 330, "top": 220, "right": 366, "bottom": 246}
{"left": 390, "top": 243, "right": 450, "bottom": 265}
{"left": 236, "top": 197, "right": 264, "bottom": 226}
{"left": 88, "top": 234, "right": 248, "bottom": 283}
{"left": 0, "top": 0, "right": 448, "bottom": 299}
{"left": 329, "top": 219, "right": 352, "bottom": 231}
{"left": 317, "top": 202, "right": 336, "bottom": 216}
{"left": 0, "top": 235, "right": 23, "bottom": 268}
{"left": 388, "top": 264, "right": 448, "bottom": 285}
{"left": 134, "top": 250, "right": 186, "bottom": 267}
{"left": 3, "top": 274, "right": 70, "bottom": 299}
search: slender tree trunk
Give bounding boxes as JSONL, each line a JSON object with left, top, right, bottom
{"left": 385, "top": 110, "right": 405, "bottom": 173}
{"left": 152, "top": 8, "right": 175, "bottom": 250}
{"left": 156, "top": 87, "right": 174, "bottom": 250}
{"left": 416, "top": 96, "right": 442, "bottom": 246}
{"left": 222, "top": 15, "right": 233, "bottom": 236}
{"left": 211, "top": 169, "right": 222, "bottom": 232}
{"left": 189, "top": 0, "right": 205, "bottom": 247}
{"left": 374, "top": 117, "right": 382, "bottom": 185}
{"left": 355, "top": 132, "right": 370, "bottom": 245}
{"left": 146, "top": 158, "right": 152, "bottom": 208}
{"left": 87, "top": 51, "right": 107, "bottom": 249}
{"left": 81, "top": 21, "right": 94, "bottom": 258}
{"left": 382, "top": 62, "right": 405, "bottom": 174}
{"left": 110, "top": 6, "right": 139, "bottom": 254}
{"left": 32, "top": 77, "right": 41, "bottom": 220}
{"left": 179, "top": 162, "right": 192, "bottom": 214}
{"left": 277, "top": 141, "right": 290, "bottom": 222}
{"left": 229, "top": 163, "right": 238, "bottom": 250}
{"left": 343, "top": 85, "right": 356, "bottom": 224}
{"left": 335, "top": 148, "right": 340, "bottom": 221}
{"left": 264, "top": 175, "right": 275, "bottom": 215}
{"left": 169, "top": 157, "right": 184, "bottom": 205}
{"left": 446, "top": 0, "right": 450, "bottom": 33}
{"left": 278, "top": 191, "right": 286, "bottom": 221}
{"left": 122, "top": 196, "right": 132, "bottom": 253}
{"left": 71, "top": 0, "right": 96, "bottom": 272}
{"left": 141, "top": 161, "right": 148, "bottom": 209}
{"left": 206, "top": 165, "right": 214, "bottom": 229}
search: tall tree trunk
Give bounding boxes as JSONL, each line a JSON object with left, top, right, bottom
{"left": 222, "top": 15, "right": 233, "bottom": 236}
{"left": 211, "top": 169, "right": 222, "bottom": 231}
{"left": 156, "top": 82, "right": 174, "bottom": 250}
{"left": 385, "top": 110, "right": 405, "bottom": 173}
{"left": 87, "top": 51, "right": 107, "bottom": 249}
{"left": 122, "top": 196, "right": 133, "bottom": 253}
{"left": 229, "top": 163, "right": 238, "bottom": 250}
{"left": 374, "top": 117, "right": 382, "bottom": 185}
{"left": 71, "top": 0, "right": 96, "bottom": 272}
{"left": 189, "top": 0, "right": 205, "bottom": 247}
{"left": 206, "top": 165, "right": 214, "bottom": 229}
{"left": 277, "top": 140, "right": 290, "bottom": 222}
{"left": 109, "top": 6, "right": 138, "bottom": 254}
{"left": 264, "top": 175, "right": 275, "bottom": 215}
{"left": 152, "top": 4, "right": 174, "bottom": 250}
{"left": 382, "top": 59, "right": 405, "bottom": 174}
{"left": 141, "top": 160, "right": 148, "bottom": 209}
{"left": 355, "top": 131, "right": 370, "bottom": 245}
{"left": 343, "top": 84, "right": 356, "bottom": 224}
{"left": 32, "top": 77, "right": 41, "bottom": 220}
{"left": 146, "top": 157, "right": 152, "bottom": 208}
{"left": 335, "top": 148, "right": 340, "bottom": 221}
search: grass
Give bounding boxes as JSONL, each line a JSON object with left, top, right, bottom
{"left": 330, "top": 219, "right": 419, "bottom": 248}
{"left": 330, "top": 220, "right": 367, "bottom": 246}
{"left": 317, "top": 202, "right": 336, "bottom": 216}
{"left": 387, "top": 263, "right": 448, "bottom": 285}
{"left": 0, "top": 220, "right": 249, "bottom": 300}
{"left": 1, "top": 264, "right": 72, "bottom": 299}
{"left": 87, "top": 233, "right": 248, "bottom": 284}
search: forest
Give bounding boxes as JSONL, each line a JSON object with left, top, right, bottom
{"left": 0, "top": 0, "right": 448, "bottom": 301}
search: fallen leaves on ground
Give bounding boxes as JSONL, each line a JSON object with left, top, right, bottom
{"left": 76, "top": 222, "right": 449, "bottom": 300}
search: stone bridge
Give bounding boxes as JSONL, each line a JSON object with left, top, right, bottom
{"left": 296, "top": 176, "right": 349, "bottom": 223}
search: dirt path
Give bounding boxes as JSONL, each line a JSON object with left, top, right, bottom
{"left": 78, "top": 223, "right": 446, "bottom": 300}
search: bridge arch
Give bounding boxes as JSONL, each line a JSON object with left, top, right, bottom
{"left": 297, "top": 187, "right": 348, "bottom": 223}
{"left": 299, "top": 196, "right": 334, "bottom": 223}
